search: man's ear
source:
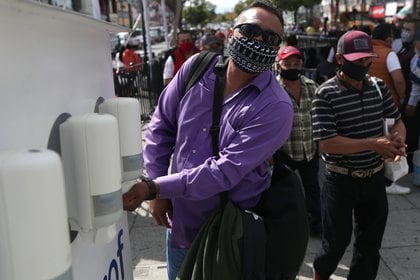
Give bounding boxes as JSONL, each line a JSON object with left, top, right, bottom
{"left": 335, "top": 53, "right": 343, "bottom": 65}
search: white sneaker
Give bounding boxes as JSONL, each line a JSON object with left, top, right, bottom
{"left": 386, "top": 182, "right": 411, "bottom": 195}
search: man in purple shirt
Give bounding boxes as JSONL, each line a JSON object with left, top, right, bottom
{"left": 123, "top": 1, "right": 293, "bottom": 278}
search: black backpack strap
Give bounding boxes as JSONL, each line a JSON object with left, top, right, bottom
{"left": 183, "top": 51, "right": 219, "bottom": 95}
{"left": 211, "top": 56, "right": 228, "bottom": 204}
{"left": 211, "top": 55, "right": 227, "bottom": 159}
{"left": 179, "top": 51, "right": 229, "bottom": 204}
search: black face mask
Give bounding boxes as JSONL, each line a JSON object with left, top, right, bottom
{"left": 228, "top": 36, "right": 278, "bottom": 73}
{"left": 341, "top": 59, "right": 371, "bottom": 81}
{"left": 280, "top": 69, "right": 302, "bottom": 81}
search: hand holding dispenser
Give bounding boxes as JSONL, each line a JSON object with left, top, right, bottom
{"left": 0, "top": 149, "right": 72, "bottom": 280}
{"left": 60, "top": 113, "right": 123, "bottom": 243}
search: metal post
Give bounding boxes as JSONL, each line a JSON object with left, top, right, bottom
{"left": 140, "top": 0, "right": 156, "bottom": 111}
{"left": 139, "top": 1, "right": 148, "bottom": 64}
{"left": 128, "top": 3, "right": 133, "bottom": 28}
{"left": 161, "top": 0, "right": 169, "bottom": 48}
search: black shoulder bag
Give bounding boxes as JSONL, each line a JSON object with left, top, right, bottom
{"left": 253, "top": 150, "right": 309, "bottom": 280}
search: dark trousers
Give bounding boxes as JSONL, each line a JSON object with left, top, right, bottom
{"left": 313, "top": 170, "right": 388, "bottom": 280}
{"left": 296, "top": 155, "right": 322, "bottom": 231}
{"left": 402, "top": 104, "right": 420, "bottom": 171}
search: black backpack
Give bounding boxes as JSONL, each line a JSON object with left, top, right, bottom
{"left": 181, "top": 51, "right": 220, "bottom": 95}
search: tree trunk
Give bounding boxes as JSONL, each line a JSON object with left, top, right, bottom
{"left": 171, "top": 0, "right": 183, "bottom": 46}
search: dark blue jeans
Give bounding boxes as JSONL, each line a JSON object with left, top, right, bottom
{"left": 166, "top": 230, "right": 188, "bottom": 280}
{"left": 313, "top": 170, "right": 388, "bottom": 280}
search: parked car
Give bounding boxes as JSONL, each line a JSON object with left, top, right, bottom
{"left": 149, "top": 26, "right": 164, "bottom": 44}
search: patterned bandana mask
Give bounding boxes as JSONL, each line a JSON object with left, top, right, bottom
{"left": 228, "top": 36, "right": 278, "bottom": 73}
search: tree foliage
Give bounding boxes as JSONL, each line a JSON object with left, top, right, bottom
{"left": 183, "top": 0, "right": 217, "bottom": 27}
{"left": 303, "top": 0, "right": 322, "bottom": 8}
{"left": 233, "top": 0, "right": 253, "bottom": 16}
{"left": 272, "top": 0, "right": 320, "bottom": 12}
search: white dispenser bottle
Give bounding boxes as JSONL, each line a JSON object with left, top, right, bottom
{"left": 99, "top": 97, "right": 143, "bottom": 192}
{"left": 60, "top": 113, "right": 123, "bottom": 243}
{"left": 0, "top": 149, "right": 72, "bottom": 280}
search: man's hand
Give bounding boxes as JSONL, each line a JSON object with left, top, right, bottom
{"left": 149, "top": 199, "right": 173, "bottom": 228}
{"left": 374, "top": 133, "right": 407, "bottom": 161}
{"left": 387, "top": 131, "right": 405, "bottom": 147}
{"left": 123, "top": 182, "right": 149, "bottom": 211}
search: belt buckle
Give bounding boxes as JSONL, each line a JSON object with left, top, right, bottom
{"left": 351, "top": 169, "right": 370, "bottom": 178}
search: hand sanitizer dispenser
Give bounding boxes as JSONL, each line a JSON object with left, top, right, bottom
{"left": 0, "top": 149, "right": 72, "bottom": 280}
{"left": 59, "top": 113, "right": 123, "bottom": 243}
{"left": 99, "top": 97, "right": 143, "bottom": 192}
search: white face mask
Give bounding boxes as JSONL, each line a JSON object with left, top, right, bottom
{"left": 401, "top": 30, "right": 413, "bottom": 43}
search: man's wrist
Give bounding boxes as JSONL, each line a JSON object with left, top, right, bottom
{"left": 141, "top": 177, "right": 158, "bottom": 200}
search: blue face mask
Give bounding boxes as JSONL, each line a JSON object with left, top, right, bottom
{"left": 228, "top": 36, "right": 278, "bottom": 73}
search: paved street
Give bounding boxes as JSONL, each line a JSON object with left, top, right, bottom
{"left": 128, "top": 123, "right": 420, "bottom": 280}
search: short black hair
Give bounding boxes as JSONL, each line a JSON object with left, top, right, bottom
{"left": 358, "top": 25, "right": 372, "bottom": 36}
{"left": 239, "top": 0, "right": 284, "bottom": 27}
{"left": 392, "top": 24, "right": 401, "bottom": 38}
{"left": 372, "top": 23, "right": 392, "bottom": 41}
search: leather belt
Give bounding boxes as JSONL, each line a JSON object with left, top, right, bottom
{"left": 325, "top": 163, "right": 384, "bottom": 178}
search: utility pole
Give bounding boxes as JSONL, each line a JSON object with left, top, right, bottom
{"left": 413, "top": 0, "right": 419, "bottom": 19}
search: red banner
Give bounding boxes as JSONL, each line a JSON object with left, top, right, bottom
{"left": 369, "top": 5, "right": 385, "bottom": 19}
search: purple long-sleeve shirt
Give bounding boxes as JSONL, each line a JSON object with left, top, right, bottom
{"left": 144, "top": 54, "right": 293, "bottom": 248}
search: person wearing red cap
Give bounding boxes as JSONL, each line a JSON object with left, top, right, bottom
{"left": 311, "top": 30, "right": 407, "bottom": 280}
{"left": 276, "top": 45, "right": 322, "bottom": 238}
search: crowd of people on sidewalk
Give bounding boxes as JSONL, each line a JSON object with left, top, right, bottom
{"left": 121, "top": 0, "right": 420, "bottom": 279}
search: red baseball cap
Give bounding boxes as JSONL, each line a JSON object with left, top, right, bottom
{"left": 278, "top": 46, "right": 302, "bottom": 60}
{"left": 337, "top": 30, "right": 377, "bottom": 61}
